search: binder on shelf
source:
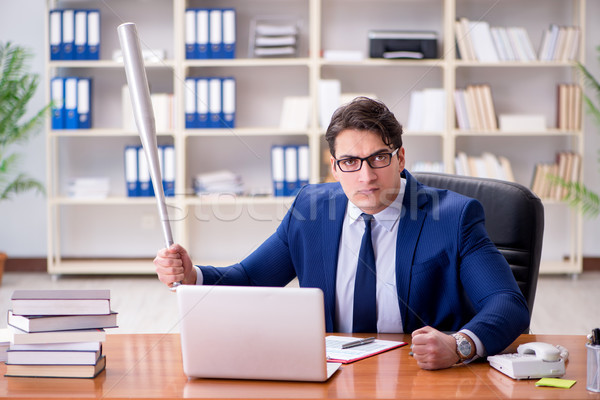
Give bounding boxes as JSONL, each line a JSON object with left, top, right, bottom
{"left": 222, "top": 9, "right": 236, "bottom": 58}
{"left": 77, "top": 78, "right": 91, "bottom": 129}
{"left": 124, "top": 146, "right": 138, "bottom": 197}
{"left": 196, "top": 78, "right": 209, "bottom": 128}
{"left": 87, "top": 9, "right": 100, "bottom": 60}
{"left": 61, "top": 9, "right": 75, "bottom": 60}
{"left": 185, "top": 78, "right": 197, "bottom": 129}
{"left": 222, "top": 77, "right": 236, "bottom": 128}
{"left": 185, "top": 9, "right": 196, "bottom": 59}
{"left": 49, "top": 9, "right": 62, "bottom": 60}
{"left": 284, "top": 145, "right": 299, "bottom": 196}
{"left": 209, "top": 9, "right": 223, "bottom": 58}
{"left": 137, "top": 147, "right": 153, "bottom": 197}
{"left": 162, "top": 145, "right": 175, "bottom": 197}
{"left": 208, "top": 77, "right": 222, "bottom": 128}
{"left": 64, "top": 77, "right": 78, "bottom": 129}
{"left": 74, "top": 10, "right": 88, "bottom": 60}
{"left": 297, "top": 145, "right": 310, "bottom": 189}
{"left": 196, "top": 9, "right": 210, "bottom": 59}
{"left": 50, "top": 77, "right": 65, "bottom": 130}
{"left": 271, "top": 146, "right": 285, "bottom": 197}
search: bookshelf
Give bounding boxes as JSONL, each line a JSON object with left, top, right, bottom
{"left": 45, "top": 0, "right": 586, "bottom": 276}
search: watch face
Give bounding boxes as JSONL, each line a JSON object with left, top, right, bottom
{"left": 458, "top": 339, "right": 471, "bottom": 356}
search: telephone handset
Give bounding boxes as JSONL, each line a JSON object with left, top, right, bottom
{"left": 487, "top": 342, "right": 568, "bottom": 380}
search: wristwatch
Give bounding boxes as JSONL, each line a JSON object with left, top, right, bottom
{"left": 451, "top": 332, "right": 475, "bottom": 363}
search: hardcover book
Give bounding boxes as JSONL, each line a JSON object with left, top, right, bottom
{"left": 8, "top": 310, "right": 118, "bottom": 333}
{"left": 11, "top": 290, "right": 111, "bottom": 316}
{"left": 8, "top": 326, "right": 106, "bottom": 345}
{"left": 5, "top": 355, "right": 106, "bottom": 378}
{"left": 7, "top": 347, "right": 102, "bottom": 365}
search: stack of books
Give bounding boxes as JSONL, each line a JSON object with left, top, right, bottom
{"left": 531, "top": 152, "right": 581, "bottom": 201}
{"left": 538, "top": 25, "right": 580, "bottom": 62}
{"left": 5, "top": 289, "right": 118, "bottom": 379}
{"left": 454, "top": 84, "right": 498, "bottom": 131}
{"left": 455, "top": 18, "right": 537, "bottom": 62}
{"left": 454, "top": 152, "right": 515, "bottom": 182}
{"left": 557, "top": 83, "right": 582, "bottom": 131}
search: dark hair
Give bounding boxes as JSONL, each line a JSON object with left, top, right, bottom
{"left": 325, "top": 97, "right": 403, "bottom": 157}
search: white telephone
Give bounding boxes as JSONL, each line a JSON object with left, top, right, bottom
{"left": 487, "top": 342, "right": 568, "bottom": 380}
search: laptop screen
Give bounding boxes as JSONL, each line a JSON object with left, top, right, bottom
{"left": 177, "top": 285, "right": 338, "bottom": 382}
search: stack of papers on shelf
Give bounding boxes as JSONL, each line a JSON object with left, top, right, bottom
{"left": 5, "top": 289, "right": 118, "bottom": 379}
{"left": 325, "top": 336, "right": 407, "bottom": 364}
{"left": 193, "top": 170, "right": 244, "bottom": 195}
{"left": 251, "top": 19, "right": 299, "bottom": 58}
{"left": 67, "top": 177, "right": 110, "bottom": 199}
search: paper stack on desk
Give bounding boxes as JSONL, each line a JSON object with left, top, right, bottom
{"left": 4, "top": 289, "right": 118, "bottom": 378}
{"left": 325, "top": 336, "right": 407, "bottom": 364}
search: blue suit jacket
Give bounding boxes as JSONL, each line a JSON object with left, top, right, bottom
{"left": 199, "top": 170, "right": 530, "bottom": 355}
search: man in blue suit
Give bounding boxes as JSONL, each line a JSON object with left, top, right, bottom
{"left": 155, "top": 97, "right": 529, "bottom": 370}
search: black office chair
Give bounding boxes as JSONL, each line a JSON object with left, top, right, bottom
{"left": 413, "top": 172, "right": 544, "bottom": 324}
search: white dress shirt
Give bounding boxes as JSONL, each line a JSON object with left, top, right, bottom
{"left": 335, "top": 178, "right": 406, "bottom": 333}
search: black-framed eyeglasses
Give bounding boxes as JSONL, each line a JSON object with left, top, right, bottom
{"left": 335, "top": 148, "right": 399, "bottom": 172}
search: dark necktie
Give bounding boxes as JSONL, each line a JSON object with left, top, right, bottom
{"left": 353, "top": 213, "right": 377, "bottom": 333}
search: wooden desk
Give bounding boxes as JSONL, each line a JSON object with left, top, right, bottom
{"left": 0, "top": 333, "right": 598, "bottom": 399}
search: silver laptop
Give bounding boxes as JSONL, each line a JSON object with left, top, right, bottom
{"left": 176, "top": 285, "right": 341, "bottom": 382}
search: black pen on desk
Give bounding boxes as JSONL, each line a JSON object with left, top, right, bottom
{"left": 342, "top": 337, "right": 376, "bottom": 349}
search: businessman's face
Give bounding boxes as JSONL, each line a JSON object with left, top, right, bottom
{"left": 330, "top": 129, "right": 405, "bottom": 215}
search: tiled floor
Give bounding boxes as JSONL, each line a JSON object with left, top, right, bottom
{"left": 1, "top": 271, "right": 598, "bottom": 336}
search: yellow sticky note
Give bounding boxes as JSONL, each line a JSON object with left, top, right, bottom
{"left": 535, "top": 378, "right": 576, "bottom": 389}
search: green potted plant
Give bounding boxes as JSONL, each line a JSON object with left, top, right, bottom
{"left": 0, "top": 41, "right": 50, "bottom": 282}
{"left": 553, "top": 46, "right": 600, "bottom": 218}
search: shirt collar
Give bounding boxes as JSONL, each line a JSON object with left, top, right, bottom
{"left": 347, "top": 178, "right": 406, "bottom": 232}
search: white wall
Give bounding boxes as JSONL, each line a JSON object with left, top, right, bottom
{"left": 0, "top": 3, "right": 47, "bottom": 257}
{"left": 1, "top": 1, "right": 599, "bottom": 258}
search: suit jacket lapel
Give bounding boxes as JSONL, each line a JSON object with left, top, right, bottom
{"left": 321, "top": 185, "right": 347, "bottom": 331}
{"left": 396, "top": 170, "right": 427, "bottom": 331}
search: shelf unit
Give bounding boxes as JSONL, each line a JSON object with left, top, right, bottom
{"left": 45, "top": 0, "right": 585, "bottom": 276}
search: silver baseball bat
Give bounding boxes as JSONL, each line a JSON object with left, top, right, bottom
{"left": 117, "top": 22, "right": 180, "bottom": 289}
